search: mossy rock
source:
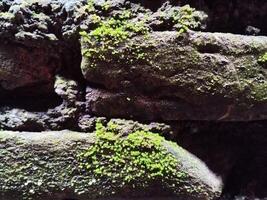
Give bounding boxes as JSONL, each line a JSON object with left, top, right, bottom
{"left": 0, "top": 126, "right": 222, "bottom": 200}
{"left": 82, "top": 31, "right": 267, "bottom": 121}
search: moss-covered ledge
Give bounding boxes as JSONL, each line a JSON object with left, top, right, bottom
{"left": 0, "top": 126, "right": 222, "bottom": 200}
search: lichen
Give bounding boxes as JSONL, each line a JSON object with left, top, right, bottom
{"left": 251, "top": 83, "right": 267, "bottom": 101}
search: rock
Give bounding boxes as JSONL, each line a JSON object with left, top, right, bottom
{"left": 54, "top": 75, "right": 81, "bottom": 105}
{"left": 78, "top": 115, "right": 174, "bottom": 137}
{"left": 149, "top": 2, "right": 208, "bottom": 31}
{"left": 0, "top": 75, "right": 84, "bottom": 131}
{"left": 0, "top": 108, "right": 47, "bottom": 131}
{"left": 245, "top": 26, "right": 261, "bottom": 36}
{"left": 0, "top": 42, "right": 59, "bottom": 92}
{"left": 0, "top": 129, "right": 222, "bottom": 199}
{"left": 0, "top": 0, "right": 88, "bottom": 41}
{"left": 0, "top": 0, "right": 266, "bottom": 198}
{"left": 82, "top": 31, "right": 267, "bottom": 121}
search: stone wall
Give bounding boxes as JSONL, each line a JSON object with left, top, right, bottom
{"left": 0, "top": 0, "right": 266, "bottom": 199}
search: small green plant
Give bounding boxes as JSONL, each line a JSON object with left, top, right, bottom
{"left": 86, "top": 0, "right": 95, "bottom": 12}
{"left": 102, "top": 1, "right": 111, "bottom": 11}
{"left": 172, "top": 5, "right": 201, "bottom": 35}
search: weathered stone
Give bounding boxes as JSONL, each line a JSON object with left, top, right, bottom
{"left": 0, "top": 0, "right": 266, "bottom": 198}
{"left": 0, "top": 129, "right": 222, "bottom": 200}
{"left": 82, "top": 31, "right": 267, "bottom": 121}
{"left": 0, "top": 0, "right": 88, "bottom": 41}
{"left": 0, "top": 42, "right": 59, "bottom": 92}
{"left": 0, "top": 75, "right": 83, "bottom": 131}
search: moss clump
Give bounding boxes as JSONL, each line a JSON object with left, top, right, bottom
{"left": 81, "top": 1, "right": 204, "bottom": 68}
{"left": 0, "top": 12, "right": 15, "bottom": 20}
{"left": 258, "top": 52, "right": 267, "bottom": 67}
{"left": 172, "top": 5, "right": 204, "bottom": 35}
{"left": 251, "top": 83, "right": 267, "bottom": 101}
{"left": 80, "top": 16, "right": 149, "bottom": 66}
{"left": 81, "top": 0, "right": 150, "bottom": 68}
{"left": 78, "top": 121, "right": 189, "bottom": 197}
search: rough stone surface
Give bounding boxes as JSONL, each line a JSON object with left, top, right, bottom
{"left": 82, "top": 31, "right": 267, "bottom": 121}
{"left": 0, "top": 42, "right": 59, "bottom": 92}
{"left": 0, "top": 0, "right": 87, "bottom": 41}
{"left": 0, "top": 130, "right": 222, "bottom": 200}
{"left": 0, "top": 0, "right": 266, "bottom": 199}
{"left": 0, "top": 75, "right": 83, "bottom": 131}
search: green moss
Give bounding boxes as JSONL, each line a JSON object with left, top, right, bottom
{"left": 81, "top": 1, "right": 204, "bottom": 68}
{"left": 172, "top": 5, "right": 202, "bottom": 35}
{"left": 251, "top": 83, "right": 267, "bottom": 101}
{"left": 80, "top": 2, "right": 150, "bottom": 68}
{"left": 258, "top": 52, "right": 267, "bottom": 67}
{"left": 78, "top": 121, "right": 191, "bottom": 197}
{"left": 86, "top": 0, "right": 96, "bottom": 12}
{"left": 0, "top": 12, "right": 15, "bottom": 20}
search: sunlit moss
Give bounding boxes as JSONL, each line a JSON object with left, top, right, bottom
{"left": 78, "top": 121, "right": 190, "bottom": 197}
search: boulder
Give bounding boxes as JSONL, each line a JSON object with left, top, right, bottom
{"left": 82, "top": 31, "right": 267, "bottom": 121}
{"left": 0, "top": 128, "right": 222, "bottom": 200}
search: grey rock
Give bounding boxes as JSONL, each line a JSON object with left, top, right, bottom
{"left": 0, "top": 0, "right": 88, "bottom": 41}
{"left": 245, "top": 26, "right": 261, "bottom": 36}
{"left": 82, "top": 31, "right": 267, "bottom": 121}
{"left": 0, "top": 130, "right": 222, "bottom": 199}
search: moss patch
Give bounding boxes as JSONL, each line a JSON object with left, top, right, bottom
{"left": 80, "top": 6, "right": 150, "bottom": 68}
{"left": 0, "top": 12, "right": 15, "bottom": 21}
{"left": 78, "top": 121, "right": 192, "bottom": 197}
{"left": 258, "top": 52, "right": 267, "bottom": 68}
{"left": 172, "top": 5, "right": 203, "bottom": 35}
{"left": 80, "top": 0, "right": 203, "bottom": 68}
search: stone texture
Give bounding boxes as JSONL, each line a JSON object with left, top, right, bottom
{"left": 0, "top": 42, "right": 59, "bottom": 92}
{"left": 0, "top": 75, "right": 83, "bottom": 131}
{"left": 0, "top": 0, "right": 266, "bottom": 199}
{"left": 0, "top": 0, "right": 88, "bottom": 41}
{"left": 0, "top": 130, "right": 222, "bottom": 200}
{"left": 82, "top": 31, "right": 267, "bottom": 121}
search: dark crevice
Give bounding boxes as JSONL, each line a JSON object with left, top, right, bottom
{"left": 0, "top": 90, "right": 63, "bottom": 112}
{"left": 176, "top": 0, "right": 267, "bottom": 35}
{"left": 131, "top": 0, "right": 267, "bottom": 35}
{"left": 0, "top": 1, "right": 12, "bottom": 12}
{"left": 196, "top": 43, "right": 222, "bottom": 54}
